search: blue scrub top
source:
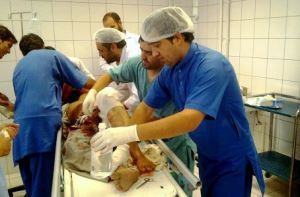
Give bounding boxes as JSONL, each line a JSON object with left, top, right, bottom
{"left": 109, "top": 55, "right": 197, "bottom": 154}
{"left": 144, "top": 43, "right": 265, "bottom": 193}
{"left": 13, "top": 49, "right": 88, "bottom": 163}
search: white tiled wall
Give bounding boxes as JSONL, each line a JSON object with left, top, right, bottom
{"left": 0, "top": 0, "right": 179, "bottom": 189}
{"left": 197, "top": 0, "right": 300, "bottom": 181}
{"left": 0, "top": 0, "right": 299, "bottom": 192}
{"left": 224, "top": 0, "right": 300, "bottom": 162}
{"left": 227, "top": 0, "right": 300, "bottom": 97}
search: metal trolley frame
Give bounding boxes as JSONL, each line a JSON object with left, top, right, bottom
{"left": 245, "top": 93, "right": 300, "bottom": 196}
{"left": 51, "top": 130, "right": 201, "bottom": 197}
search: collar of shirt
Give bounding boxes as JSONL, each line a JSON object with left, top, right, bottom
{"left": 173, "top": 42, "right": 197, "bottom": 71}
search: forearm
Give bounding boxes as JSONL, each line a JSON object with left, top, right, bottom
{"left": 107, "top": 106, "right": 142, "bottom": 159}
{"left": 107, "top": 104, "right": 154, "bottom": 171}
{"left": 92, "top": 73, "right": 113, "bottom": 92}
{"left": 137, "top": 109, "right": 205, "bottom": 141}
{"left": 129, "top": 142, "right": 144, "bottom": 162}
{"left": 0, "top": 100, "right": 14, "bottom": 112}
{"left": 7, "top": 102, "right": 14, "bottom": 112}
{"left": 83, "top": 78, "right": 96, "bottom": 90}
{"left": 129, "top": 102, "right": 154, "bottom": 125}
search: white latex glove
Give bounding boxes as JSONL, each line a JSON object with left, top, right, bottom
{"left": 82, "top": 89, "right": 97, "bottom": 115}
{"left": 111, "top": 144, "right": 130, "bottom": 171}
{"left": 95, "top": 87, "right": 123, "bottom": 121}
{"left": 90, "top": 125, "right": 139, "bottom": 153}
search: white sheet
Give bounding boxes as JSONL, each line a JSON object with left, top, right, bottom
{"left": 64, "top": 169, "right": 178, "bottom": 197}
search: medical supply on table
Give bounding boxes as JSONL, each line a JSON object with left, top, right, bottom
{"left": 245, "top": 95, "right": 283, "bottom": 109}
{"left": 0, "top": 105, "right": 13, "bottom": 119}
{"left": 136, "top": 178, "right": 154, "bottom": 189}
{"left": 90, "top": 122, "right": 113, "bottom": 179}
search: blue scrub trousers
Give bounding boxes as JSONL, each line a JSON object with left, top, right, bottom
{"left": 199, "top": 154, "right": 253, "bottom": 197}
{"left": 18, "top": 151, "right": 55, "bottom": 197}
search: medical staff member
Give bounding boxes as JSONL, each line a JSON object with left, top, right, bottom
{"left": 44, "top": 46, "right": 96, "bottom": 104}
{"left": 83, "top": 40, "right": 197, "bottom": 196}
{"left": 102, "top": 12, "right": 139, "bottom": 54}
{"left": 0, "top": 25, "right": 18, "bottom": 197}
{"left": 90, "top": 7, "right": 265, "bottom": 197}
{"left": 99, "top": 12, "right": 140, "bottom": 75}
{"left": 13, "top": 33, "right": 94, "bottom": 197}
{"left": 99, "top": 13, "right": 140, "bottom": 112}
{"left": 0, "top": 25, "right": 16, "bottom": 113}
{"left": 84, "top": 28, "right": 139, "bottom": 114}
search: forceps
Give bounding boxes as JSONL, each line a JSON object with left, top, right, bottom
{"left": 136, "top": 178, "right": 154, "bottom": 189}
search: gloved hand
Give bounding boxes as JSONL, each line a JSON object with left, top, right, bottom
{"left": 111, "top": 144, "right": 130, "bottom": 171}
{"left": 82, "top": 89, "right": 97, "bottom": 115}
{"left": 90, "top": 125, "right": 139, "bottom": 153}
{"left": 95, "top": 87, "right": 123, "bottom": 121}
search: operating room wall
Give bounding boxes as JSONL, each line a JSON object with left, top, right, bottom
{"left": 224, "top": 0, "right": 300, "bottom": 160}
{"left": 197, "top": 0, "right": 300, "bottom": 159}
{"left": 0, "top": 0, "right": 196, "bottom": 189}
{"left": 227, "top": 0, "right": 300, "bottom": 161}
{"left": 0, "top": 0, "right": 299, "bottom": 189}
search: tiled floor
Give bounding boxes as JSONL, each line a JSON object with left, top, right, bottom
{"left": 252, "top": 175, "right": 288, "bottom": 197}
{"left": 192, "top": 171, "right": 289, "bottom": 197}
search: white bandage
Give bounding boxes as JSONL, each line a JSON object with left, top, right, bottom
{"left": 111, "top": 144, "right": 130, "bottom": 171}
{"left": 95, "top": 87, "right": 123, "bottom": 121}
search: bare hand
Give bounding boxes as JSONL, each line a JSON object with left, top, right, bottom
{"left": 135, "top": 155, "right": 156, "bottom": 174}
{"left": 0, "top": 92, "right": 9, "bottom": 106}
{"left": 4, "top": 123, "right": 19, "bottom": 139}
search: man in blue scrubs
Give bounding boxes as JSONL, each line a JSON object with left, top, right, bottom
{"left": 0, "top": 25, "right": 18, "bottom": 197}
{"left": 90, "top": 7, "right": 265, "bottom": 197}
{"left": 83, "top": 40, "right": 197, "bottom": 196}
{"left": 13, "top": 33, "right": 94, "bottom": 197}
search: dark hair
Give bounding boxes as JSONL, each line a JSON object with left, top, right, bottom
{"left": 0, "top": 25, "right": 17, "bottom": 44}
{"left": 102, "top": 12, "right": 121, "bottom": 23}
{"left": 19, "top": 33, "right": 44, "bottom": 56}
{"left": 182, "top": 32, "right": 194, "bottom": 43}
{"left": 167, "top": 32, "right": 194, "bottom": 43}
{"left": 44, "top": 46, "right": 55, "bottom": 50}
{"left": 102, "top": 40, "right": 126, "bottom": 50}
{"left": 140, "top": 32, "right": 194, "bottom": 44}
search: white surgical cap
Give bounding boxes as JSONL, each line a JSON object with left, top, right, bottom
{"left": 94, "top": 27, "right": 125, "bottom": 43}
{"left": 141, "top": 7, "right": 194, "bottom": 43}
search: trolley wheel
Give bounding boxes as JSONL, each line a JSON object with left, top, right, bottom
{"left": 264, "top": 172, "right": 272, "bottom": 178}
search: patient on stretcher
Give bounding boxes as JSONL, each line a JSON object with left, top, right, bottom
{"left": 62, "top": 90, "right": 166, "bottom": 192}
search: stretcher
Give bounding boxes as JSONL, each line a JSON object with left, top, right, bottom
{"left": 51, "top": 129, "right": 201, "bottom": 197}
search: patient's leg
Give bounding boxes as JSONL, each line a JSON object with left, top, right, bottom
{"left": 107, "top": 106, "right": 130, "bottom": 127}
{"left": 95, "top": 87, "right": 156, "bottom": 174}
{"left": 107, "top": 106, "right": 156, "bottom": 173}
